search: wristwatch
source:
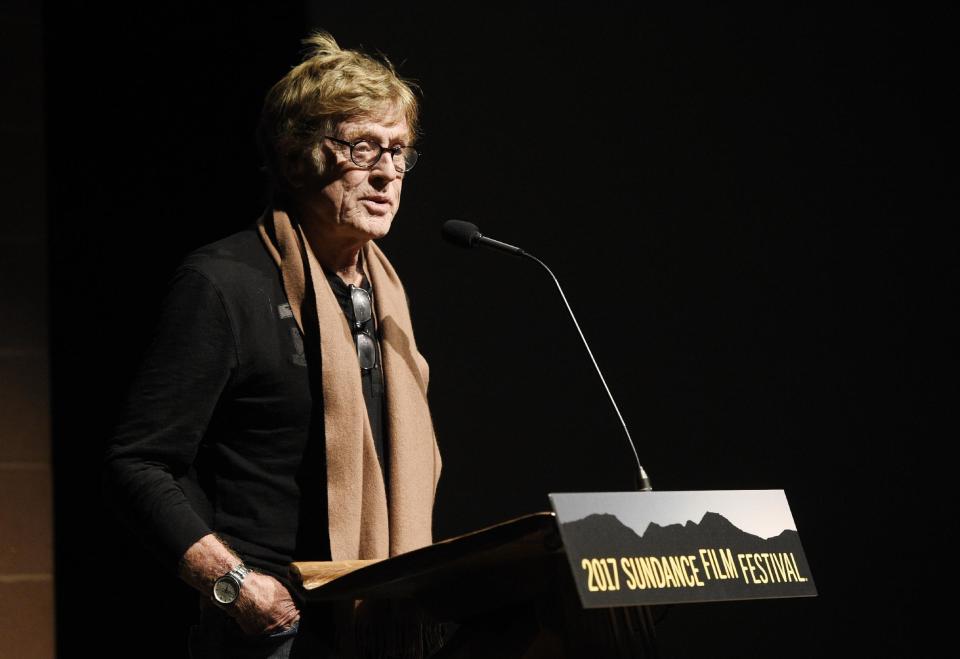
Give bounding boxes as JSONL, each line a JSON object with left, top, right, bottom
{"left": 212, "top": 563, "right": 249, "bottom": 607}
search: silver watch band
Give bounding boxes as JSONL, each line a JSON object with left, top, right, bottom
{"left": 228, "top": 563, "right": 250, "bottom": 581}
{"left": 213, "top": 562, "right": 250, "bottom": 606}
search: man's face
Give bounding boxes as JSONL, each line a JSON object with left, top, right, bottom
{"left": 300, "top": 111, "right": 411, "bottom": 243}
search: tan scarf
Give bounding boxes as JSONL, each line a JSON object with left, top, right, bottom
{"left": 257, "top": 208, "right": 440, "bottom": 561}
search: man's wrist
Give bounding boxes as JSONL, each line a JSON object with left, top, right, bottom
{"left": 212, "top": 562, "right": 250, "bottom": 607}
{"left": 179, "top": 533, "right": 245, "bottom": 596}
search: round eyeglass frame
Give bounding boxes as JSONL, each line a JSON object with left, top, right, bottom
{"left": 323, "top": 135, "right": 419, "bottom": 173}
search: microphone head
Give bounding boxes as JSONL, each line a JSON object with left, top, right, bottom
{"left": 441, "top": 220, "right": 481, "bottom": 248}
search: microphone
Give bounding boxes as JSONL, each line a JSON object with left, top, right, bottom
{"left": 441, "top": 219, "right": 653, "bottom": 491}
{"left": 441, "top": 220, "right": 527, "bottom": 256}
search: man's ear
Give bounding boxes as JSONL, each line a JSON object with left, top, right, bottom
{"left": 310, "top": 143, "right": 328, "bottom": 178}
{"left": 279, "top": 143, "right": 325, "bottom": 189}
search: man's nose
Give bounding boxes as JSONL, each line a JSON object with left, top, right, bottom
{"left": 369, "top": 151, "right": 400, "bottom": 182}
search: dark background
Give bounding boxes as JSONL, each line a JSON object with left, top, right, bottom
{"left": 42, "top": 3, "right": 943, "bottom": 657}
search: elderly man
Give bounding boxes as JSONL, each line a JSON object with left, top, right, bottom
{"left": 104, "top": 32, "right": 441, "bottom": 657}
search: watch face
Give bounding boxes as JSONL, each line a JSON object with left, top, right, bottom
{"left": 213, "top": 577, "right": 240, "bottom": 604}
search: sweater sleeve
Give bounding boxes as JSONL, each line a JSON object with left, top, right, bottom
{"left": 103, "top": 266, "right": 239, "bottom": 571}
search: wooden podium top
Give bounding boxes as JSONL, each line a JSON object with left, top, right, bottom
{"left": 290, "top": 512, "right": 561, "bottom": 609}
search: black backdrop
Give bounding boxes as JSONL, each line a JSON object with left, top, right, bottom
{"left": 43, "top": 3, "right": 941, "bottom": 657}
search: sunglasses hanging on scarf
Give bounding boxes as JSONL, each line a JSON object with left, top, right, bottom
{"left": 348, "top": 284, "right": 379, "bottom": 370}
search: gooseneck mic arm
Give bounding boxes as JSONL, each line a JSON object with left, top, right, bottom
{"left": 441, "top": 219, "right": 653, "bottom": 491}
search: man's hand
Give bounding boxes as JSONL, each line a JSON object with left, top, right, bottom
{"left": 231, "top": 571, "right": 301, "bottom": 636}
{"left": 179, "top": 533, "right": 300, "bottom": 636}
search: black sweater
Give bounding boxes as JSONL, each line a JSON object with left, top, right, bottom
{"left": 104, "top": 227, "right": 374, "bottom": 583}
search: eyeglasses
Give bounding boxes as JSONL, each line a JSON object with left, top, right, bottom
{"left": 323, "top": 136, "right": 419, "bottom": 173}
{"left": 349, "top": 285, "right": 378, "bottom": 370}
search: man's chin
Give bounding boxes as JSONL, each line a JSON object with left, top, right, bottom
{"left": 358, "top": 214, "right": 394, "bottom": 240}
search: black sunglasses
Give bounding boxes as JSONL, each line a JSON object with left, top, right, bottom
{"left": 349, "top": 285, "right": 378, "bottom": 370}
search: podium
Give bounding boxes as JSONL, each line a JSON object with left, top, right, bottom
{"left": 291, "top": 490, "right": 815, "bottom": 658}
{"left": 291, "top": 513, "right": 658, "bottom": 659}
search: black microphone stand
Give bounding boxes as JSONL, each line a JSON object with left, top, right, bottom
{"left": 519, "top": 251, "right": 653, "bottom": 492}
{"left": 442, "top": 220, "right": 653, "bottom": 491}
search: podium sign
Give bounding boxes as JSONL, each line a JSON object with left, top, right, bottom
{"left": 550, "top": 490, "right": 817, "bottom": 608}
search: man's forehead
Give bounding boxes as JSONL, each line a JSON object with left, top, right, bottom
{"left": 338, "top": 113, "right": 411, "bottom": 142}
